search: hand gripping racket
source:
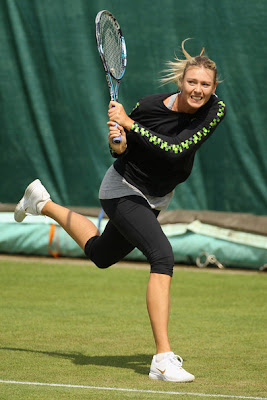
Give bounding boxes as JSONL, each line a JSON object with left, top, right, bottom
{"left": 95, "top": 10, "right": 127, "bottom": 144}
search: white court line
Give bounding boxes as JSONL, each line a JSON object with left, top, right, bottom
{"left": 0, "top": 380, "right": 266, "bottom": 399}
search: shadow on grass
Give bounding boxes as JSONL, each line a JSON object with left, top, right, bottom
{"left": 1, "top": 347, "right": 151, "bottom": 376}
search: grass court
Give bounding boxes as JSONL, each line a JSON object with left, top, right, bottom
{"left": 0, "top": 256, "right": 266, "bottom": 400}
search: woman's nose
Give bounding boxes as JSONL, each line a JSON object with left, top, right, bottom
{"left": 194, "top": 84, "right": 202, "bottom": 93}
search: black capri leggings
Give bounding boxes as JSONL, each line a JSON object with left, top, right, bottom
{"left": 84, "top": 195, "right": 174, "bottom": 276}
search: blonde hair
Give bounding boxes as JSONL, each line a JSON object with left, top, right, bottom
{"left": 160, "top": 39, "right": 218, "bottom": 87}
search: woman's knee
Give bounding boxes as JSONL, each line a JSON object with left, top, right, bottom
{"left": 148, "top": 244, "right": 175, "bottom": 277}
{"left": 84, "top": 236, "right": 112, "bottom": 269}
{"left": 150, "top": 256, "right": 174, "bottom": 277}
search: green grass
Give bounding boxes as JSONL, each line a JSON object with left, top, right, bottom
{"left": 0, "top": 258, "right": 266, "bottom": 400}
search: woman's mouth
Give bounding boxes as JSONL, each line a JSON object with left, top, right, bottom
{"left": 191, "top": 96, "right": 202, "bottom": 101}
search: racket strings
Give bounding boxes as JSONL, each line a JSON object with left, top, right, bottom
{"left": 100, "top": 14, "right": 123, "bottom": 79}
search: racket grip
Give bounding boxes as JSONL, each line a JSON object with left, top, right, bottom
{"left": 112, "top": 121, "right": 122, "bottom": 144}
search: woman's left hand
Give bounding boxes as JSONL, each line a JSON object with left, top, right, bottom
{"left": 107, "top": 121, "right": 127, "bottom": 155}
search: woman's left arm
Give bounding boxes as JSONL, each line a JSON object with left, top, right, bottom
{"left": 128, "top": 98, "right": 226, "bottom": 160}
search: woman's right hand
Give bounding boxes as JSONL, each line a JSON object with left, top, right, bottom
{"left": 108, "top": 101, "right": 134, "bottom": 131}
{"left": 107, "top": 121, "right": 127, "bottom": 155}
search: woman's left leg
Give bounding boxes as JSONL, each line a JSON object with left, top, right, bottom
{"left": 100, "top": 196, "right": 174, "bottom": 354}
{"left": 147, "top": 273, "right": 172, "bottom": 354}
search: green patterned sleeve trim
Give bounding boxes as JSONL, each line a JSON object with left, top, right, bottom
{"left": 131, "top": 101, "right": 140, "bottom": 113}
{"left": 130, "top": 100, "right": 226, "bottom": 157}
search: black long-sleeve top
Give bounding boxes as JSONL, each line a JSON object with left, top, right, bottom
{"left": 113, "top": 92, "right": 226, "bottom": 197}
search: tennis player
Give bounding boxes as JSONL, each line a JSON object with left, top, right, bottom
{"left": 15, "top": 40, "right": 226, "bottom": 383}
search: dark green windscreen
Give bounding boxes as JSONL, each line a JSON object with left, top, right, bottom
{"left": 0, "top": 0, "right": 266, "bottom": 215}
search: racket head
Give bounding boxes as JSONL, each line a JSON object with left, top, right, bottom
{"left": 95, "top": 10, "right": 127, "bottom": 81}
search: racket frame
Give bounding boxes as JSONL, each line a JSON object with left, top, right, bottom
{"left": 95, "top": 10, "right": 127, "bottom": 143}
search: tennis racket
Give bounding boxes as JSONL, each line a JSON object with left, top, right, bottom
{"left": 95, "top": 10, "right": 127, "bottom": 144}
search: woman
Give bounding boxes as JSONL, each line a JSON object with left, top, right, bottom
{"left": 14, "top": 40, "right": 226, "bottom": 382}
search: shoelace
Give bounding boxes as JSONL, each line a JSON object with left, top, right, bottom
{"left": 169, "top": 354, "right": 183, "bottom": 368}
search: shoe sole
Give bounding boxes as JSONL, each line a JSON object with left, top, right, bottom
{"left": 14, "top": 179, "right": 41, "bottom": 222}
{"left": 14, "top": 199, "right": 26, "bottom": 222}
{"left": 149, "top": 371, "right": 195, "bottom": 383}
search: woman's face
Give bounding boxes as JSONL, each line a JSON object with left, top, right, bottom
{"left": 179, "top": 67, "right": 217, "bottom": 113}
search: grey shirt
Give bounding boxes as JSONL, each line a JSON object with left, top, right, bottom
{"left": 99, "top": 165, "right": 174, "bottom": 210}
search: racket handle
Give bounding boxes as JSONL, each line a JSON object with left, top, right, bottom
{"left": 112, "top": 135, "right": 122, "bottom": 144}
{"left": 112, "top": 121, "right": 122, "bottom": 144}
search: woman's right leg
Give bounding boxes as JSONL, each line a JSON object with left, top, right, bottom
{"left": 14, "top": 179, "right": 100, "bottom": 252}
{"left": 42, "top": 201, "right": 100, "bottom": 250}
{"left": 14, "top": 178, "right": 135, "bottom": 266}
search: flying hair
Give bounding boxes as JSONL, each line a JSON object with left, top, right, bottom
{"left": 160, "top": 39, "right": 218, "bottom": 87}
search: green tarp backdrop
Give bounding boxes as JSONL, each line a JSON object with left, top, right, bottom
{"left": 0, "top": 0, "right": 266, "bottom": 215}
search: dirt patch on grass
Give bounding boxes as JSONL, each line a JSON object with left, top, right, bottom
{"left": 0, "top": 253, "right": 263, "bottom": 275}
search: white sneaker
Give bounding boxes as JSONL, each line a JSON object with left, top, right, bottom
{"left": 149, "top": 352, "right": 195, "bottom": 382}
{"left": 14, "top": 179, "right": 51, "bottom": 222}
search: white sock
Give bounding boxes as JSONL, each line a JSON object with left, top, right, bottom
{"left": 36, "top": 198, "right": 51, "bottom": 214}
{"left": 156, "top": 351, "right": 173, "bottom": 363}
